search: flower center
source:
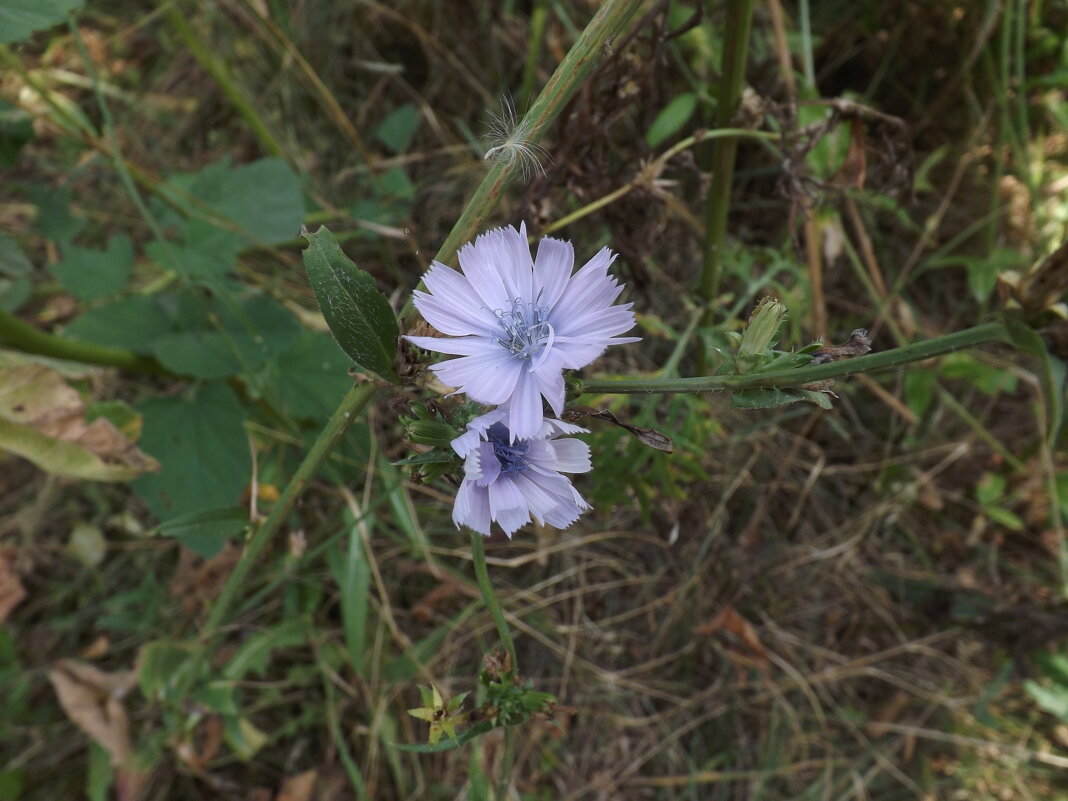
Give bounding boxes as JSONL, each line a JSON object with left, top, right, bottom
{"left": 488, "top": 424, "right": 529, "bottom": 473}
{"left": 494, "top": 298, "right": 553, "bottom": 361}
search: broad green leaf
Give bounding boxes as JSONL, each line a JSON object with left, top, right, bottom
{"left": 375, "top": 104, "right": 420, "bottom": 154}
{"left": 269, "top": 331, "right": 353, "bottom": 421}
{"left": 941, "top": 352, "right": 1018, "bottom": 395}
{"left": 1035, "top": 651, "right": 1068, "bottom": 686}
{"left": 0, "top": 0, "right": 83, "bottom": 44}
{"left": 50, "top": 234, "right": 133, "bottom": 300}
{"left": 0, "top": 100, "right": 33, "bottom": 167}
{"left": 194, "top": 681, "right": 239, "bottom": 715}
{"left": 645, "top": 92, "right": 697, "bottom": 148}
{"left": 162, "top": 157, "right": 304, "bottom": 246}
{"left": 0, "top": 277, "right": 30, "bottom": 312}
{"left": 65, "top": 295, "right": 175, "bottom": 354}
{"left": 155, "top": 505, "right": 249, "bottom": 558}
{"left": 302, "top": 226, "right": 399, "bottom": 382}
{"left": 145, "top": 237, "right": 239, "bottom": 284}
{"left": 150, "top": 293, "right": 302, "bottom": 379}
{"left": 1005, "top": 318, "right": 1065, "bottom": 447}
{"left": 132, "top": 383, "right": 251, "bottom": 520}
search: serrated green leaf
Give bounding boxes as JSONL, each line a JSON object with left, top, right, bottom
{"left": 155, "top": 506, "right": 249, "bottom": 558}
{"left": 132, "top": 383, "right": 250, "bottom": 521}
{"left": 50, "top": 234, "right": 133, "bottom": 300}
{"left": 65, "top": 295, "right": 175, "bottom": 354}
{"left": 0, "top": 0, "right": 83, "bottom": 44}
{"left": 645, "top": 92, "right": 697, "bottom": 148}
{"left": 302, "top": 226, "right": 399, "bottom": 382}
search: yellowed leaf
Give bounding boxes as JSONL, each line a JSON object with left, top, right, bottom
{"left": 0, "top": 364, "right": 158, "bottom": 481}
{"left": 48, "top": 659, "right": 146, "bottom": 800}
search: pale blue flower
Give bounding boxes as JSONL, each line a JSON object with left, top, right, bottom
{"left": 451, "top": 408, "right": 592, "bottom": 537}
{"left": 406, "top": 223, "right": 639, "bottom": 440}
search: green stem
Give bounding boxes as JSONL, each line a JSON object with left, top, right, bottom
{"left": 469, "top": 530, "right": 518, "bottom": 670}
{"left": 428, "top": 0, "right": 643, "bottom": 272}
{"left": 162, "top": 2, "right": 287, "bottom": 159}
{"left": 519, "top": 0, "right": 550, "bottom": 110}
{"left": 698, "top": 0, "right": 756, "bottom": 333}
{"left": 0, "top": 307, "right": 164, "bottom": 373}
{"left": 202, "top": 383, "right": 377, "bottom": 636}
{"left": 580, "top": 322, "right": 1009, "bottom": 395}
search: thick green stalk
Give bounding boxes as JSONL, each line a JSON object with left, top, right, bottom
{"left": 430, "top": 0, "right": 644, "bottom": 271}
{"left": 202, "top": 383, "right": 377, "bottom": 636}
{"left": 580, "top": 322, "right": 1009, "bottom": 395}
{"left": 698, "top": 0, "right": 757, "bottom": 327}
{"left": 469, "top": 531, "right": 518, "bottom": 670}
{"left": 0, "top": 307, "right": 163, "bottom": 373}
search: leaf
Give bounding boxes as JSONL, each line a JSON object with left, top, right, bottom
{"left": 645, "top": 92, "right": 697, "bottom": 148}
{"left": 28, "top": 183, "right": 85, "bottom": 244}
{"left": 47, "top": 659, "right": 146, "bottom": 799}
{"left": 277, "top": 771, "right": 318, "bottom": 801}
{"left": 730, "top": 387, "right": 833, "bottom": 410}
{"left": 0, "top": 232, "right": 32, "bottom": 278}
{"left": 1005, "top": 318, "right": 1065, "bottom": 447}
{"left": 1025, "top": 679, "right": 1068, "bottom": 721}
{"left": 223, "top": 715, "right": 268, "bottom": 761}
{"left": 132, "top": 383, "right": 251, "bottom": 520}
{"left": 0, "top": 100, "right": 33, "bottom": 167}
{"left": 163, "top": 157, "right": 305, "bottom": 246}
{"left": 392, "top": 721, "right": 493, "bottom": 753}
{"left": 156, "top": 506, "right": 249, "bottom": 558}
{"left": 50, "top": 234, "right": 133, "bottom": 300}
{"left": 222, "top": 619, "right": 307, "bottom": 680}
{"left": 302, "top": 225, "right": 399, "bottom": 382}
{"left": 137, "top": 639, "right": 198, "bottom": 699}
{"left": 151, "top": 293, "right": 302, "bottom": 379}
{"left": 65, "top": 295, "right": 175, "bottom": 354}
{"left": 0, "top": 0, "right": 83, "bottom": 44}
{"left": 375, "top": 104, "right": 420, "bottom": 154}
{"left": 0, "top": 364, "right": 158, "bottom": 481}
{"left": 268, "top": 331, "right": 353, "bottom": 421}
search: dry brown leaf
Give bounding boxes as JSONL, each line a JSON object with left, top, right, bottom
{"left": 277, "top": 770, "right": 318, "bottom": 801}
{"left": 168, "top": 542, "right": 241, "bottom": 612}
{"left": 696, "top": 606, "right": 770, "bottom": 666}
{"left": 0, "top": 547, "right": 26, "bottom": 622}
{"left": 48, "top": 659, "right": 146, "bottom": 801}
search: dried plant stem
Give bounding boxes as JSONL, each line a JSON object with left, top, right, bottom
{"left": 698, "top": 0, "right": 757, "bottom": 341}
{"left": 581, "top": 321, "right": 1010, "bottom": 395}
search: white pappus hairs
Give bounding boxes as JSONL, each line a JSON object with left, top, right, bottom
{"left": 483, "top": 94, "right": 550, "bottom": 180}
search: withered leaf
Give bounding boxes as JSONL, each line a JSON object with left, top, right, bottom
{"left": 0, "top": 364, "right": 158, "bottom": 481}
{"left": 562, "top": 406, "right": 673, "bottom": 453}
{"left": 0, "top": 547, "right": 26, "bottom": 622}
{"left": 810, "top": 329, "right": 873, "bottom": 364}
